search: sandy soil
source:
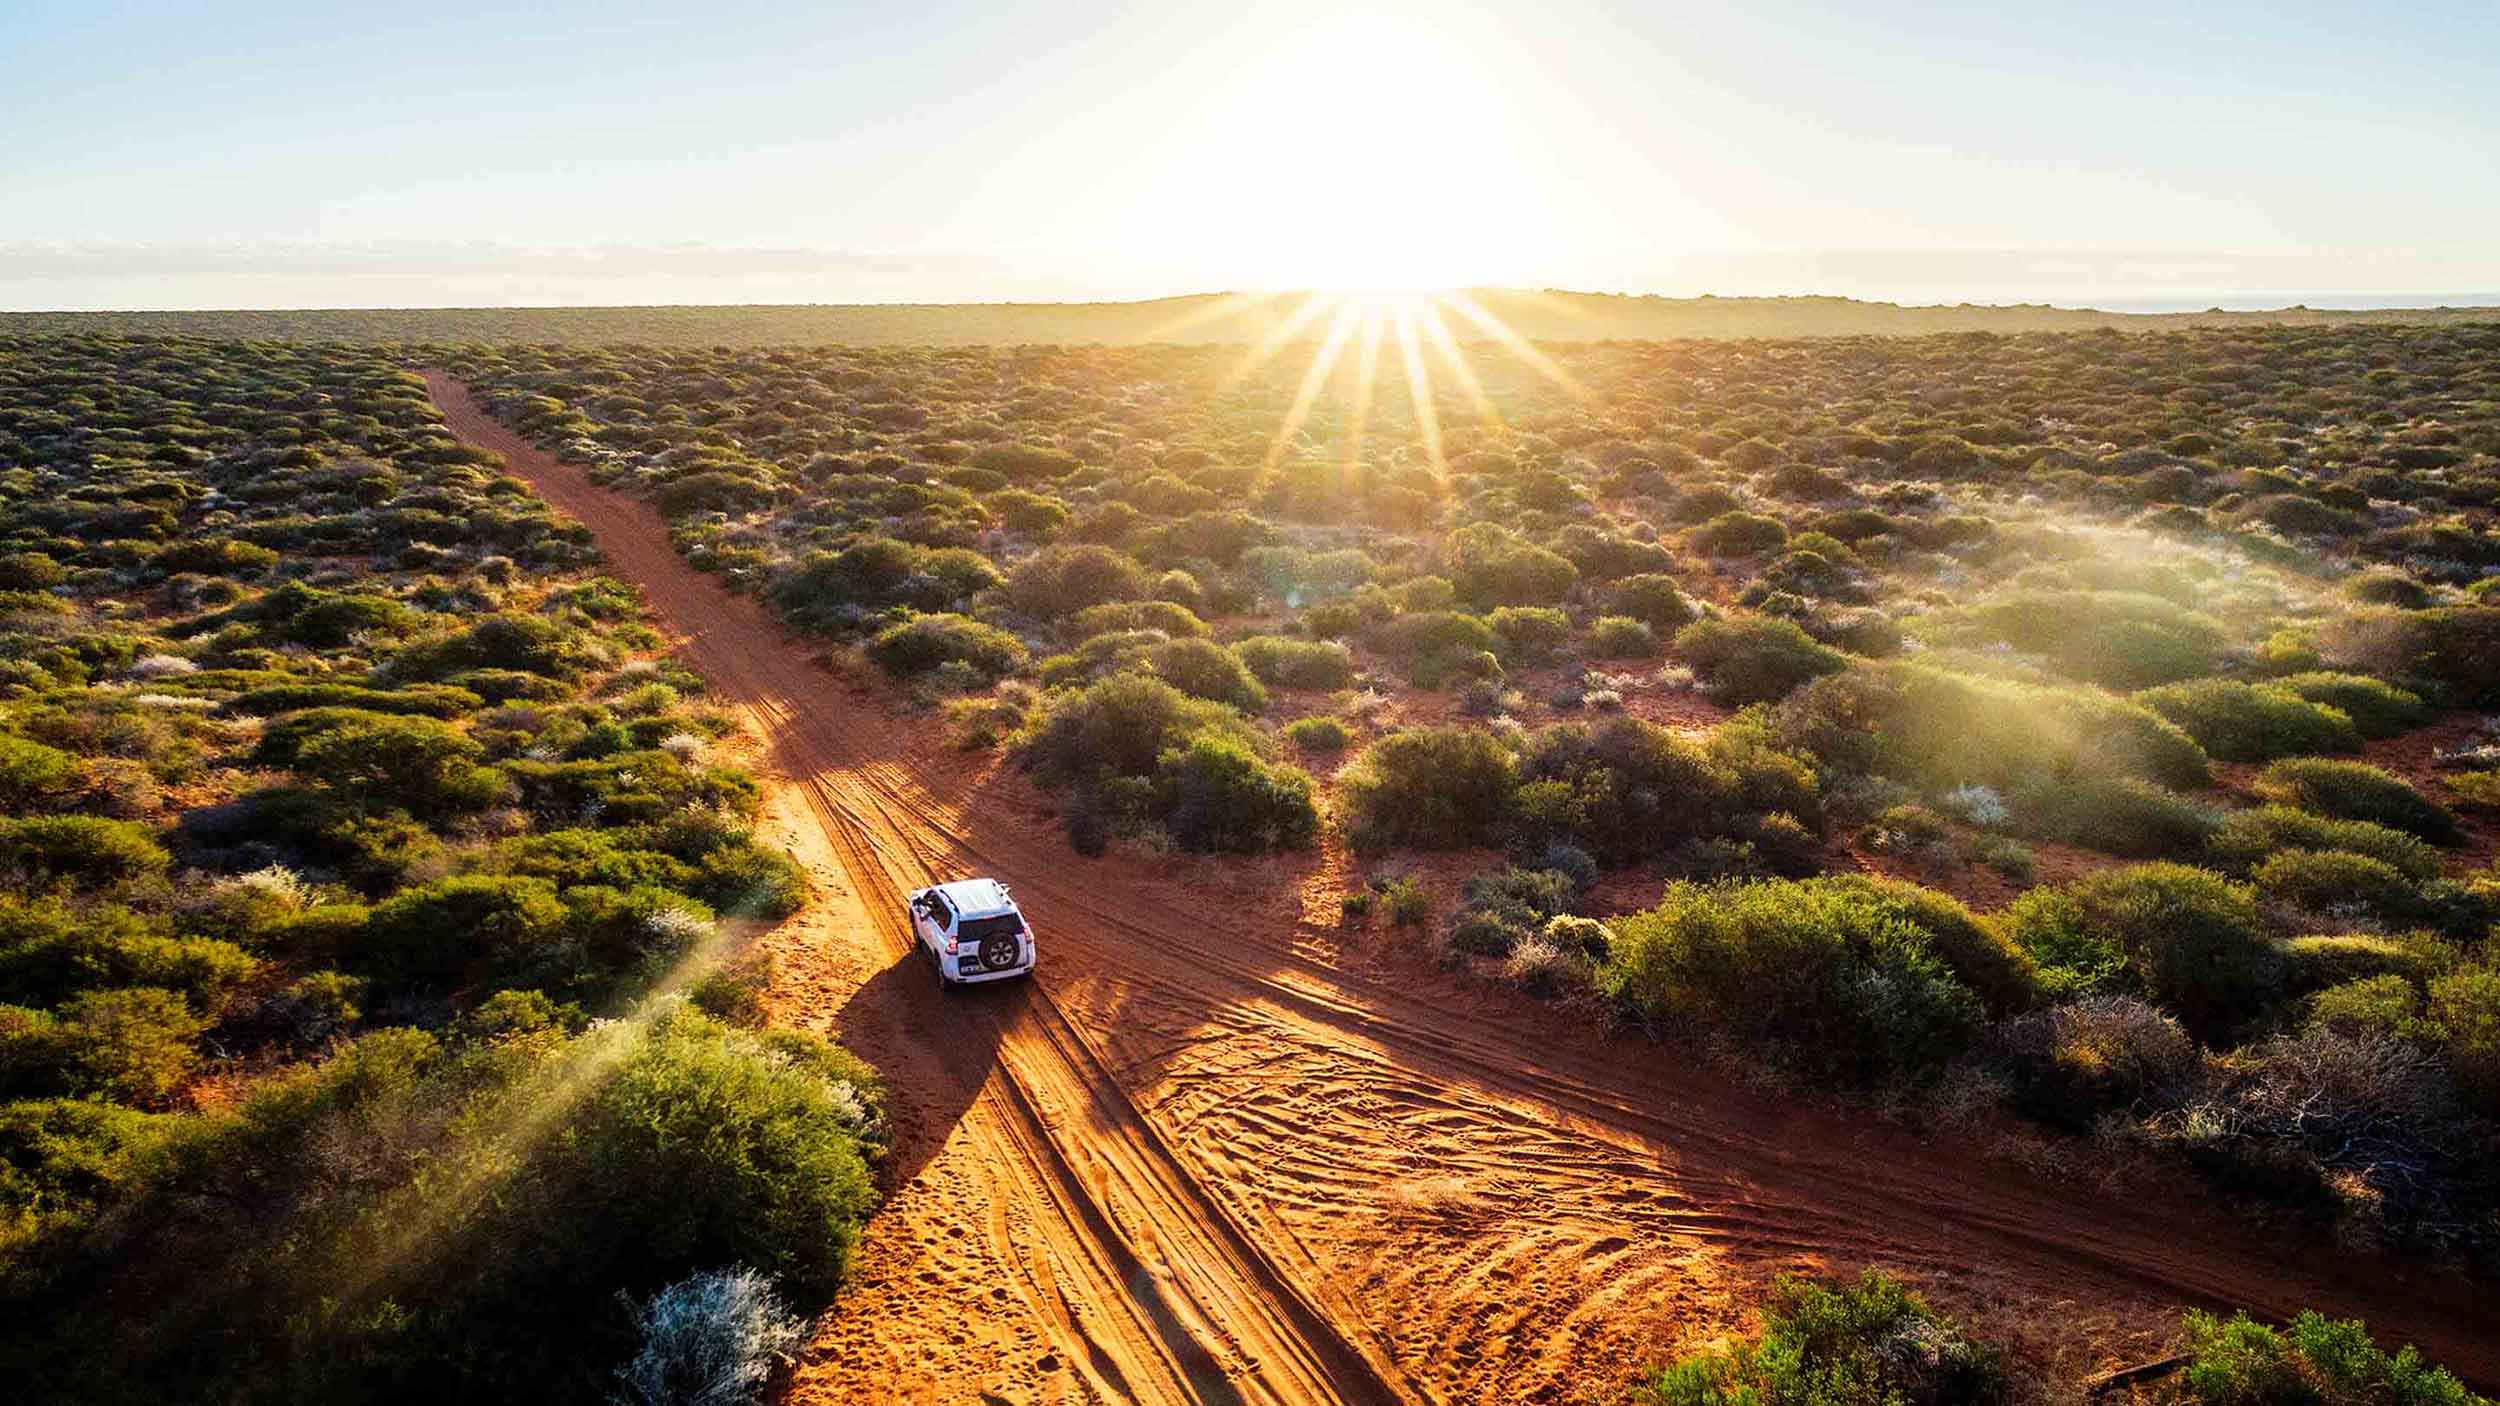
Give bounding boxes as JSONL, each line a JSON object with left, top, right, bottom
{"left": 422, "top": 373, "right": 2499, "bottom": 1406}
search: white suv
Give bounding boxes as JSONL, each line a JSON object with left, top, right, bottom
{"left": 909, "top": 878, "right": 1035, "bottom": 989}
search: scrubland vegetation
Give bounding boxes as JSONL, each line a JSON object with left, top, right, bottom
{"left": 2, "top": 314, "right": 2497, "bottom": 1399}
{"left": 448, "top": 320, "right": 2500, "bottom": 1268}
{"left": 1638, "top": 1271, "right": 2487, "bottom": 1406}
{"left": 0, "top": 336, "right": 879, "bottom": 1400}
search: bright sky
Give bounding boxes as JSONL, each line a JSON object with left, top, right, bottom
{"left": 4, "top": 0, "right": 2497, "bottom": 308}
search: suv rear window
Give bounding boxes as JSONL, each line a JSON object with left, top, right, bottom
{"left": 958, "top": 913, "right": 1025, "bottom": 942}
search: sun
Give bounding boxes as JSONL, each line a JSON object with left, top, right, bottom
{"left": 1137, "top": 10, "right": 1556, "bottom": 295}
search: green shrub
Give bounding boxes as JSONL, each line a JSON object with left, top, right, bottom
{"left": 1919, "top": 589, "right": 2225, "bottom": 688}
{"left": 1063, "top": 598, "right": 1207, "bottom": 640}
{"left": 1283, "top": 715, "right": 1351, "bottom": 752}
{"left": 0, "top": 735, "right": 81, "bottom": 811}
{"left": 1688, "top": 510, "right": 1789, "bottom": 557}
{"left": 295, "top": 714, "right": 505, "bottom": 817}
{"left": 2255, "top": 758, "right": 2461, "bottom": 844}
{"left": 1449, "top": 528, "right": 1577, "bottom": 607}
{"left": 1607, "top": 573, "right": 1697, "bottom": 632}
{"left": 693, "top": 842, "right": 809, "bottom": 920}
{"left": 1673, "top": 615, "right": 1847, "bottom": 704}
{"left": 1142, "top": 636, "right": 1267, "bottom": 712}
{"left": 1023, "top": 673, "right": 1255, "bottom": 788}
{"left": 1234, "top": 635, "right": 1355, "bottom": 690}
{"left": 1372, "top": 610, "right": 1498, "bottom": 683}
{"left": 0, "top": 815, "right": 169, "bottom": 892}
{"left": 360, "top": 875, "right": 569, "bottom": 987}
{"left": 1337, "top": 726, "right": 1517, "bottom": 849}
{"left": 1988, "top": 995, "right": 2197, "bottom": 1130}
{"left": 1154, "top": 734, "right": 1319, "bottom": 852}
{"left": 1631, "top": 1272, "right": 2006, "bottom": 1406}
{"left": 1776, "top": 662, "right": 2211, "bottom": 791}
{"left": 1586, "top": 615, "right": 1659, "bottom": 659}
{"left": 2134, "top": 679, "right": 2361, "bottom": 762}
{"left": 2321, "top": 606, "right": 2500, "bottom": 707}
{"left": 2000, "top": 864, "right": 2276, "bottom": 1034}
{"left": 2252, "top": 851, "right": 2425, "bottom": 925}
{"left": 226, "top": 681, "right": 484, "bottom": 718}
{"left": 2271, "top": 672, "right": 2432, "bottom": 738}
{"left": 866, "top": 612, "right": 1028, "bottom": 680}
{"left": 2282, "top": 934, "right": 2446, "bottom": 996}
{"left": 2178, "top": 1309, "right": 2485, "bottom": 1406}
{"left": 0, "top": 1096, "right": 170, "bottom": 1240}
{"left": 1488, "top": 606, "right": 1571, "bottom": 663}
{"left": 395, "top": 612, "right": 592, "bottom": 681}
{"left": 1514, "top": 717, "right": 1817, "bottom": 866}
{"left": 0, "top": 897, "right": 256, "bottom": 1009}
{"left": 1004, "top": 544, "right": 1149, "bottom": 619}
{"left": 2207, "top": 806, "right": 2441, "bottom": 881}
{"left": 2019, "top": 776, "right": 2219, "bottom": 856}
{"left": 1, "top": 988, "right": 207, "bottom": 1105}
{"left": 1829, "top": 875, "right": 2036, "bottom": 1015}
{"left": 1601, "top": 877, "right": 1988, "bottom": 1086}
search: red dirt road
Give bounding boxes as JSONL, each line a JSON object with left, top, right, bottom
{"left": 421, "top": 372, "right": 2498, "bottom": 1405}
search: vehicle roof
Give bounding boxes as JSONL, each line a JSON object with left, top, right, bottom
{"left": 930, "top": 877, "right": 1016, "bottom": 917}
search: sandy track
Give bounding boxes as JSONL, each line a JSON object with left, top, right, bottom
{"left": 421, "top": 373, "right": 2498, "bottom": 1403}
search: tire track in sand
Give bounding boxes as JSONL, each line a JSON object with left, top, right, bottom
{"left": 421, "top": 373, "right": 2497, "bottom": 1403}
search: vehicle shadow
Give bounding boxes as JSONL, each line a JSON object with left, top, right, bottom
{"left": 834, "top": 943, "right": 1016, "bottom": 1190}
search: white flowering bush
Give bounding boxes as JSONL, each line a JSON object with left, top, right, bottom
{"left": 1938, "top": 784, "right": 2010, "bottom": 829}
{"left": 127, "top": 653, "right": 199, "bottom": 679}
{"left": 614, "top": 1266, "right": 806, "bottom": 1406}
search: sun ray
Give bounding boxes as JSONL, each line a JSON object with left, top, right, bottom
{"left": 1418, "top": 300, "right": 1504, "bottom": 432}
{"left": 1439, "top": 289, "right": 1594, "bottom": 402}
{"left": 1392, "top": 303, "right": 1448, "bottom": 478}
{"left": 1264, "top": 299, "right": 1360, "bottom": 469}
{"left": 1220, "top": 291, "right": 1341, "bottom": 391}
{"left": 1337, "top": 300, "right": 1385, "bottom": 478}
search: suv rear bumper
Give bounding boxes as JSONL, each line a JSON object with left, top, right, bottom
{"left": 950, "top": 954, "right": 1033, "bottom": 983}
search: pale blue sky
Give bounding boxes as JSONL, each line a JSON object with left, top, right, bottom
{"left": 4, "top": 0, "right": 2496, "bottom": 307}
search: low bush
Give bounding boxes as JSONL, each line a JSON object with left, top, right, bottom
{"left": 866, "top": 612, "right": 1029, "bottom": 680}
{"left": 2134, "top": 679, "right": 2361, "bottom": 762}
{"left": 1919, "top": 589, "right": 2225, "bottom": 688}
{"left": 1004, "top": 544, "right": 1150, "bottom": 620}
{"left": 1022, "top": 673, "right": 1255, "bottom": 790}
{"left": 2283, "top": 934, "right": 2446, "bottom": 996}
{"left": 0, "top": 815, "right": 170, "bottom": 892}
{"left": 1337, "top": 726, "right": 1518, "bottom": 849}
{"left": 1607, "top": 573, "right": 1696, "bottom": 632}
{"left": 0, "top": 735, "right": 82, "bottom": 811}
{"left": 1586, "top": 615, "right": 1659, "bottom": 659}
{"left": 1988, "top": 995, "right": 2198, "bottom": 1131}
{"left": 2207, "top": 805, "right": 2441, "bottom": 881}
{"left": 1673, "top": 615, "right": 1847, "bottom": 705}
{"left": 2001, "top": 864, "right": 2277, "bottom": 1035}
{"left": 2019, "top": 776, "right": 2219, "bottom": 857}
{"left": 1142, "top": 636, "right": 1267, "bottom": 712}
{"left": 294, "top": 714, "right": 505, "bottom": 818}
{"left": 1489, "top": 606, "right": 1572, "bottom": 663}
{"left": 2255, "top": 759, "right": 2462, "bottom": 844}
{"left": 2252, "top": 851, "right": 2426, "bottom": 926}
{"left": 1154, "top": 734, "right": 1319, "bottom": 852}
{"left": 1232, "top": 635, "right": 1355, "bottom": 690}
{"left": 2178, "top": 1308, "right": 2487, "bottom": 1406}
{"left": 1601, "top": 877, "right": 1988, "bottom": 1087}
{"left": 1283, "top": 715, "right": 1350, "bottom": 752}
{"left": 1630, "top": 1271, "right": 2006, "bottom": 1406}
{"left": 1775, "top": 662, "right": 2212, "bottom": 792}
{"left": 2271, "top": 672, "right": 2432, "bottom": 738}
{"left": 1062, "top": 598, "right": 1207, "bottom": 640}
{"left": 1688, "top": 510, "right": 1789, "bottom": 557}
{"left": 614, "top": 1266, "right": 807, "bottom": 1406}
